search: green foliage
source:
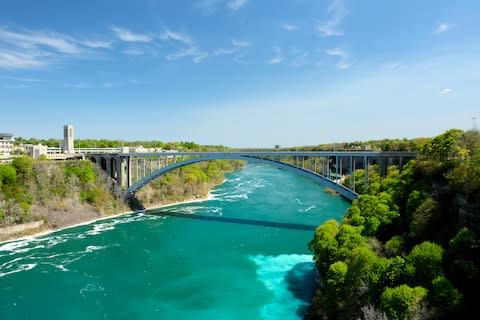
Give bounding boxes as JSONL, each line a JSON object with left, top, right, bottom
{"left": 431, "top": 276, "right": 463, "bottom": 315}
{"left": 308, "top": 220, "right": 340, "bottom": 274}
{"left": 405, "top": 241, "right": 444, "bottom": 288}
{"left": 344, "top": 193, "right": 398, "bottom": 238}
{"left": 384, "top": 235, "right": 406, "bottom": 257}
{"left": 408, "top": 197, "right": 441, "bottom": 241}
{"left": 325, "top": 261, "right": 349, "bottom": 318}
{"left": 380, "top": 285, "right": 428, "bottom": 320}
{"left": 136, "top": 160, "right": 244, "bottom": 206}
{"left": 421, "top": 128, "right": 463, "bottom": 161}
{"left": 12, "top": 156, "right": 34, "bottom": 182}
{"left": 65, "top": 161, "right": 96, "bottom": 184}
{"left": 444, "top": 227, "right": 480, "bottom": 307}
{"left": 0, "top": 164, "right": 17, "bottom": 186}
{"left": 447, "top": 151, "right": 480, "bottom": 196}
{"left": 308, "top": 128, "right": 480, "bottom": 319}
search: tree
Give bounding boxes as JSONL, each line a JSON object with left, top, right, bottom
{"left": 431, "top": 276, "right": 463, "bottom": 316}
{"left": 380, "top": 285, "right": 428, "bottom": 320}
{"left": 325, "top": 261, "right": 349, "bottom": 318}
{"left": 12, "top": 156, "right": 34, "bottom": 182}
{"left": 308, "top": 219, "right": 340, "bottom": 274}
{"left": 405, "top": 241, "right": 444, "bottom": 288}
{"left": 408, "top": 197, "right": 441, "bottom": 242}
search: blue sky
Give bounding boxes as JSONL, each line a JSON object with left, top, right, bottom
{"left": 0, "top": 0, "right": 479, "bottom": 147}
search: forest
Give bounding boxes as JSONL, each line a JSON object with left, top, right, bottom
{"left": 306, "top": 129, "right": 480, "bottom": 320}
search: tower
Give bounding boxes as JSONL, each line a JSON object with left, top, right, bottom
{"left": 63, "top": 124, "right": 74, "bottom": 154}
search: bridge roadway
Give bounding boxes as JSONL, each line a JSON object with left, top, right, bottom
{"left": 87, "top": 151, "right": 416, "bottom": 201}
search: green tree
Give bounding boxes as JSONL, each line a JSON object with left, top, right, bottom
{"left": 431, "top": 276, "right": 463, "bottom": 316}
{"left": 325, "top": 261, "right": 349, "bottom": 318}
{"left": 380, "top": 285, "right": 428, "bottom": 320}
{"left": 406, "top": 241, "right": 444, "bottom": 288}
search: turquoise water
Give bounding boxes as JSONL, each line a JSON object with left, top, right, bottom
{"left": 0, "top": 163, "right": 350, "bottom": 320}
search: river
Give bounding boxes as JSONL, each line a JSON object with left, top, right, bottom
{"left": 0, "top": 163, "right": 350, "bottom": 320}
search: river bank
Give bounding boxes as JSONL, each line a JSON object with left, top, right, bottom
{"left": 0, "top": 191, "right": 218, "bottom": 244}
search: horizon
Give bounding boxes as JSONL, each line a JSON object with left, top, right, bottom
{"left": 1, "top": 0, "right": 479, "bottom": 147}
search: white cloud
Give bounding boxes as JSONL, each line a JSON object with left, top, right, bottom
{"left": 81, "top": 40, "right": 112, "bottom": 49}
{"left": 0, "top": 50, "right": 46, "bottom": 69}
{"left": 317, "top": 0, "right": 347, "bottom": 37}
{"left": 434, "top": 23, "right": 452, "bottom": 34}
{"left": 111, "top": 26, "right": 151, "bottom": 42}
{"left": 232, "top": 39, "right": 251, "bottom": 47}
{"left": 159, "top": 30, "right": 193, "bottom": 45}
{"left": 166, "top": 46, "right": 208, "bottom": 63}
{"left": 228, "top": 0, "right": 248, "bottom": 10}
{"left": 0, "top": 28, "right": 81, "bottom": 54}
{"left": 440, "top": 88, "right": 452, "bottom": 95}
{"left": 282, "top": 23, "right": 299, "bottom": 31}
{"left": 326, "top": 48, "right": 347, "bottom": 58}
{"left": 268, "top": 47, "right": 284, "bottom": 65}
{"left": 0, "top": 27, "right": 114, "bottom": 69}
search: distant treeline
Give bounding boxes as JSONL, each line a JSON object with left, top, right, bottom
{"left": 280, "top": 137, "right": 431, "bottom": 152}
{"left": 14, "top": 137, "right": 229, "bottom": 151}
{"left": 306, "top": 129, "right": 480, "bottom": 320}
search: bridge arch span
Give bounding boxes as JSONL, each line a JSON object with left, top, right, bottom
{"left": 126, "top": 155, "right": 358, "bottom": 200}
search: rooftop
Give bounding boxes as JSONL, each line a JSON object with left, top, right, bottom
{"left": 0, "top": 133, "right": 13, "bottom": 139}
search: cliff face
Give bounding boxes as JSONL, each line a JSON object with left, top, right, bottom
{"left": 456, "top": 194, "right": 480, "bottom": 233}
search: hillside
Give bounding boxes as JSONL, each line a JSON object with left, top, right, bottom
{"left": 306, "top": 129, "right": 480, "bottom": 320}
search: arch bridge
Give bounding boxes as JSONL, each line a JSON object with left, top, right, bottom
{"left": 87, "top": 151, "right": 416, "bottom": 201}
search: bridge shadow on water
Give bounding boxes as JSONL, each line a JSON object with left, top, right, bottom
{"left": 146, "top": 209, "right": 317, "bottom": 231}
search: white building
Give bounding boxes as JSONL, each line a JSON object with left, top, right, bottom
{"left": 63, "top": 124, "right": 74, "bottom": 154}
{"left": 0, "top": 133, "right": 14, "bottom": 158}
{"left": 25, "top": 144, "right": 48, "bottom": 159}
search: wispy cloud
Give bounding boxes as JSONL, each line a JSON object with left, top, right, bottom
{"left": 166, "top": 46, "right": 208, "bottom": 63}
{"left": 0, "top": 27, "right": 113, "bottom": 69}
{"left": 0, "top": 28, "right": 81, "bottom": 54}
{"left": 232, "top": 39, "right": 251, "bottom": 47}
{"left": 111, "top": 26, "right": 152, "bottom": 42}
{"left": 268, "top": 47, "right": 284, "bottom": 65}
{"left": 440, "top": 88, "right": 452, "bottom": 95}
{"left": 227, "top": 0, "right": 248, "bottom": 10}
{"left": 159, "top": 30, "right": 193, "bottom": 45}
{"left": 81, "top": 40, "right": 112, "bottom": 49}
{"left": 0, "top": 50, "right": 46, "bottom": 69}
{"left": 326, "top": 48, "right": 350, "bottom": 69}
{"left": 317, "top": 0, "right": 347, "bottom": 37}
{"left": 326, "top": 48, "right": 347, "bottom": 58}
{"left": 282, "top": 22, "right": 299, "bottom": 31}
{"left": 434, "top": 23, "right": 452, "bottom": 34}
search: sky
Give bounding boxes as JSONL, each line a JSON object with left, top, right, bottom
{"left": 0, "top": 0, "right": 479, "bottom": 147}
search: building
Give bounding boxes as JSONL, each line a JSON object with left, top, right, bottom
{"left": 63, "top": 124, "right": 74, "bottom": 154}
{"left": 0, "top": 133, "right": 14, "bottom": 158}
{"left": 25, "top": 144, "right": 48, "bottom": 159}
